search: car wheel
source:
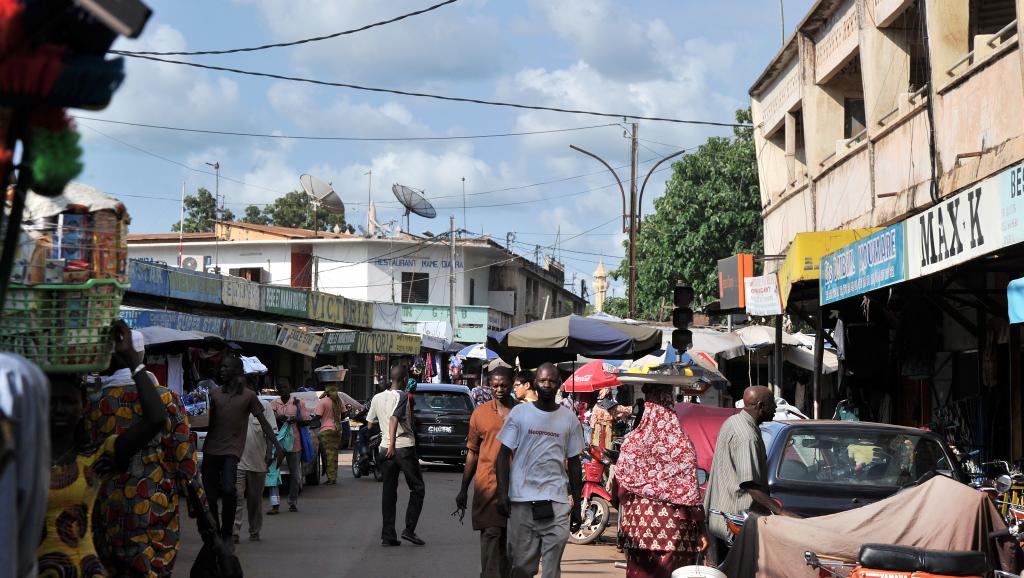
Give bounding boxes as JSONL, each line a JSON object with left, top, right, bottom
{"left": 569, "top": 496, "right": 611, "bottom": 545}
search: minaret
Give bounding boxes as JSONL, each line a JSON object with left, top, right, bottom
{"left": 592, "top": 259, "right": 609, "bottom": 312}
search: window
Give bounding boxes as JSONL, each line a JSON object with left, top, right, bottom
{"left": 469, "top": 278, "right": 475, "bottom": 305}
{"left": 844, "top": 98, "right": 866, "bottom": 139}
{"left": 401, "top": 272, "right": 429, "bottom": 303}
{"left": 413, "top": 391, "right": 473, "bottom": 413}
{"left": 776, "top": 430, "right": 950, "bottom": 487}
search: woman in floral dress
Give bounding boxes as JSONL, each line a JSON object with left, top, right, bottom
{"left": 38, "top": 321, "right": 168, "bottom": 577}
{"left": 615, "top": 385, "right": 708, "bottom": 578}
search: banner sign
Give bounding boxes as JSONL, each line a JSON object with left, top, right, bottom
{"left": 343, "top": 298, "right": 374, "bottom": 329}
{"left": 263, "top": 286, "right": 309, "bottom": 317}
{"left": 222, "top": 277, "right": 262, "bottom": 310}
{"left": 356, "top": 331, "right": 422, "bottom": 355}
{"left": 127, "top": 260, "right": 169, "bottom": 297}
{"left": 319, "top": 330, "right": 359, "bottom": 353}
{"left": 176, "top": 313, "right": 226, "bottom": 335}
{"left": 120, "top": 308, "right": 178, "bottom": 330}
{"left": 744, "top": 273, "right": 784, "bottom": 316}
{"left": 820, "top": 224, "right": 906, "bottom": 305}
{"left": 718, "top": 254, "right": 754, "bottom": 310}
{"left": 168, "top": 269, "right": 222, "bottom": 304}
{"left": 276, "top": 327, "right": 323, "bottom": 357}
{"left": 225, "top": 319, "right": 279, "bottom": 345}
{"left": 309, "top": 291, "right": 374, "bottom": 329}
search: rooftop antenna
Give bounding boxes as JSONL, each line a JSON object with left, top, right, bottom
{"left": 392, "top": 183, "right": 437, "bottom": 234}
{"left": 299, "top": 174, "right": 345, "bottom": 236}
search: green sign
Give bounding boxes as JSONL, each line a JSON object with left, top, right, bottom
{"left": 319, "top": 330, "right": 358, "bottom": 353}
{"left": 400, "top": 304, "right": 489, "bottom": 343}
{"left": 264, "top": 286, "right": 309, "bottom": 317}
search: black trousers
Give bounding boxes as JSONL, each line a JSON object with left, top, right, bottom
{"left": 201, "top": 453, "right": 240, "bottom": 539}
{"left": 380, "top": 446, "right": 425, "bottom": 540}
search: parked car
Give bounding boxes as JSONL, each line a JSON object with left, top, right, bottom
{"left": 411, "top": 384, "right": 473, "bottom": 465}
{"left": 194, "top": 392, "right": 322, "bottom": 486}
{"left": 758, "top": 420, "right": 968, "bottom": 517}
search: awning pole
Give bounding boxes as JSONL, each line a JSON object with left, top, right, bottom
{"left": 813, "top": 303, "right": 824, "bottom": 419}
{"left": 774, "top": 315, "right": 783, "bottom": 393}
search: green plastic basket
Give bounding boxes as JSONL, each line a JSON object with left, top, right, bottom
{"left": 1, "top": 278, "right": 128, "bottom": 373}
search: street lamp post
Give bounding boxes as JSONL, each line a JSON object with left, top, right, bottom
{"left": 205, "top": 161, "right": 220, "bottom": 273}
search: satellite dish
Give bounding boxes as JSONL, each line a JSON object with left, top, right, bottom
{"left": 300, "top": 174, "right": 345, "bottom": 215}
{"left": 392, "top": 183, "right": 436, "bottom": 233}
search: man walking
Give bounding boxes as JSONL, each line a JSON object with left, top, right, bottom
{"left": 233, "top": 375, "right": 277, "bottom": 543}
{"left": 203, "top": 354, "right": 283, "bottom": 541}
{"left": 457, "top": 367, "right": 517, "bottom": 578}
{"left": 703, "top": 386, "right": 797, "bottom": 561}
{"left": 367, "top": 363, "right": 426, "bottom": 547}
{"left": 496, "top": 363, "right": 584, "bottom": 578}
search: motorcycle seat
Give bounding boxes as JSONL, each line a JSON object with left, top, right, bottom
{"left": 858, "top": 544, "right": 988, "bottom": 576}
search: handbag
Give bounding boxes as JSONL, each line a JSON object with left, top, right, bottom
{"left": 294, "top": 398, "right": 316, "bottom": 463}
{"left": 185, "top": 477, "right": 243, "bottom": 578}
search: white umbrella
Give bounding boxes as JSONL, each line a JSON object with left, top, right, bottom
{"left": 455, "top": 343, "right": 499, "bottom": 360}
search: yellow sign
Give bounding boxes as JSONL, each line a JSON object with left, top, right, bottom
{"left": 776, "top": 229, "right": 880, "bottom": 307}
{"left": 308, "top": 291, "right": 375, "bottom": 329}
{"left": 355, "top": 332, "right": 422, "bottom": 355}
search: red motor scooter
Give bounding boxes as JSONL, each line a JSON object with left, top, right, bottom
{"left": 570, "top": 444, "right": 619, "bottom": 545}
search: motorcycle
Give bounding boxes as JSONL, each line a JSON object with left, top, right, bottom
{"left": 350, "top": 412, "right": 383, "bottom": 482}
{"left": 709, "top": 509, "right": 749, "bottom": 546}
{"left": 805, "top": 544, "right": 994, "bottom": 578}
{"left": 569, "top": 443, "right": 620, "bottom": 545}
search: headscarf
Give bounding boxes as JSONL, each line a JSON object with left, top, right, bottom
{"left": 321, "top": 384, "right": 345, "bottom": 426}
{"left": 615, "top": 387, "right": 702, "bottom": 506}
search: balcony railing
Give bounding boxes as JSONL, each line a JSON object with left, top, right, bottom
{"left": 946, "top": 19, "right": 1018, "bottom": 78}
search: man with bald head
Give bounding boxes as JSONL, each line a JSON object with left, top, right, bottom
{"left": 703, "top": 386, "right": 797, "bottom": 561}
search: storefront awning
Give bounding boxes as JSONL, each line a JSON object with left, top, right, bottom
{"left": 776, "top": 229, "right": 880, "bottom": 307}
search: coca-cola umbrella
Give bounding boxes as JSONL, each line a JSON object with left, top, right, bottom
{"left": 563, "top": 360, "right": 621, "bottom": 393}
{"left": 487, "top": 314, "right": 662, "bottom": 368}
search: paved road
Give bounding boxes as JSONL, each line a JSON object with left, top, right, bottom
{"left": 171, "top": 455, "right": 624, "bottom": 577}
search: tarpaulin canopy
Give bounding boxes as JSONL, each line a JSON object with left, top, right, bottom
{"left": 674, "top": 402, "right": 738, "bottom": 473}
{"left": 487, "top": 314, "right": 661, "bottom": 368}
{"left": 722, "top": 475, "right": 1020, "bottom": 577}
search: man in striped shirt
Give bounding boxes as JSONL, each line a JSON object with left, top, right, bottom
{"left": 703, "top": 386, "right": 798, "bottom": 561}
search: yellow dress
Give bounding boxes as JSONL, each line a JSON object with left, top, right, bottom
{"left": 37, "top": 435, "right": 118, "bottom": 577}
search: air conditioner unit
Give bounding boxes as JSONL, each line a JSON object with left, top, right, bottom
{"left": 180, "top": 255, "right": 211, "bottom": 271}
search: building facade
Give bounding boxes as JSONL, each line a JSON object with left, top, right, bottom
{"left": 751, "top": 0, "right": 1024, "bottom": 459}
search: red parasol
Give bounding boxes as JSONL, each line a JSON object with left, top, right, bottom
{"left": 563, "top": 359, "right": 621, "bottom": 393}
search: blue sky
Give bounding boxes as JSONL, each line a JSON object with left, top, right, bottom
{"left": 79, "top": 0, "right": 815, "bottom": 296}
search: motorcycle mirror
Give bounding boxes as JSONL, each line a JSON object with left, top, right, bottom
{"left": 995, "top": 474, "right": 1013, "bottom": 495}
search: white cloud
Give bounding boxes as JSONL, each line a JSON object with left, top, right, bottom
{"left": 239, "top": 0, "right": 506, "bottom": 84}
{"left": 266, "top": 82, "right": 431, "bottom": 137}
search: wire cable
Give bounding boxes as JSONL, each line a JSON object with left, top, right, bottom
{"left": 110, "top": 54, "right": 751, "bottom": 128}
{"left": 72, "top": 115, "right": 618, "bottom": 142}
{"left": 113, "top": 0, "right": 461, "bottom": 56}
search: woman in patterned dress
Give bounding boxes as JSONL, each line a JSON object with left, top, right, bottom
{"left": 38, "top": 321, "right": 169, "bottom": 577}
{"left": 614, "top": 384, "right": 708, "bottom": 578}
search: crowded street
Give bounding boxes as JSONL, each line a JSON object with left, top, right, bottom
{"left": 171, "top": 456, "right": 623, "bottom": 578}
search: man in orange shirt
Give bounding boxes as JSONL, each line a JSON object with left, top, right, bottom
{"left": 457, "top": 366, "right": 517, "bottom": 578}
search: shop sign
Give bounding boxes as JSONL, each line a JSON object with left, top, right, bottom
{"left": 401, "top": 304, "right": 488, "bottom": 343}
{"left": 263, "top": 286, "right": 309, "bottom": 318}
{"left": 276, "top": 327, "right": 323, "bottom": 357}
{"left": 356, "top": 331, "right": 421, "bottom": 355}
{"left": 319, "top": 330, "right": 358, "bottom": 353}
{"left": 120, "top": 307, "right": 178, "bottom": 330}
{"left": 1000, "top": 163, "right": 1024, "bottom": 246}
{"left": 717, "top": 254, "right": 753, "bottom": 310}
{"left": 343, "top": 298, "right": 374, "bottom": 329}
{"left": 127, "top": 260, "right": 169, "bottom": 297}
{"left": 222, "top": 277, "right": 262, "bottom": 311}
{"left": 908, "top": 175, "right": 1001, "bottom": 279}
{"left": 225, "top": 319, "right": 279, "bottom": 345}
{"left": 168, "top": 268, "right": 222, "bottom": 304}
{"left": 744, "top": 273, "right": 784, "bottom": 316}
{"left": 820, "top": 223, "right": 906, "bottom": 305}
{"left": 176, "top": 313, "right": 226, "bottom": 335}
{"left": 308, "top": 291, "right": 342, "bottom": 325}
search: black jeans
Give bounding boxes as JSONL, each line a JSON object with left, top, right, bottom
{"left": 380, "top": 446, "right": 425, "bottom": 540}
{"left": 201, "top": 454, "right": 240, "bottom": 539}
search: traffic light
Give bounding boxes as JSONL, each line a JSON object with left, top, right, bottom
{"left": 672, "top": 282, "right": 694, "bottom": 351}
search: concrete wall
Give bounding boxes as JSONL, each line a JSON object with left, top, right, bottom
{"left": 752, "top": 0, "right": 1024, "bottom": 251}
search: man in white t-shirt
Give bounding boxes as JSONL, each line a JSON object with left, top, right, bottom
{"left": 496, "top": 362, "right": 584, "bottom": 578}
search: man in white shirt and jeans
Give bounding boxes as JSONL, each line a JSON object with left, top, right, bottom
{"left": 367, "top": 363, "right": 426, "bottom": 547}
{"left": 496, "top": 362, "right": 584, "bottom": 578}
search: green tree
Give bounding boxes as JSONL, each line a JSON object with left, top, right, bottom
{"left": 171, "top": 187, "right": 235, "bottom": 233}
{"left": 242, "top": 204, "right": 269, "bottom": 225}
{"left": 262, "top": 190, "right": 347, "bottom": 231}
{"left": 602, "top": 297, "right": 630, "bottom": 319}
{"left": 612, "top": 109, "right": 763, "bottom": 319}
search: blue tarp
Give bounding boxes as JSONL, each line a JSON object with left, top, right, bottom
{"left": 1009, "top": 277, "right": 1024, "bottom": 324}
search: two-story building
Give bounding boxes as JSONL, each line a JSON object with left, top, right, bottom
{"left": 751, "top": 0, "right": 1024, "bottom": 459}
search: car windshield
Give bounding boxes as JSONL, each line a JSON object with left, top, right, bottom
{"left": 777, "top": 430, "right": 950, "bottom": 487}
{"left": 413, "top": 391, "right": 473, "bottom": 413}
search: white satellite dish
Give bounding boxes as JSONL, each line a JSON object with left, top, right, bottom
{"left": 300, "top": 174, "right": 345, "bottom": 216}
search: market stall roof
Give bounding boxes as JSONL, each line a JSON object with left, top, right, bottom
{"left": 735, "top": 325, "right": 802, "bottom": 348}
{"left": 137, "top": 325, "right": 216, "bottom": 348}
{"left": 691, "top": 327, "right": 748, "bottom": 360}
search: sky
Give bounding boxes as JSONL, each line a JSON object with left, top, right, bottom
{"left": 79, "top": 0, "right": 815, "bottom": 297}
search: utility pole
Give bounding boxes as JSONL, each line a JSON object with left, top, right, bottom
{"left": 449, "top": 215, "right": 457, "bottom": 344}
{"left": 628, "top": 122, "right": 639, "bottom": 319}
{"left": 206, "top": 161, "right": 220, "bottom": 273}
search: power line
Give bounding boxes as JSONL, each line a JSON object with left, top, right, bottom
{"left": 73, "top": 115, "right": 618, "bottom": 142}
{"left": 113, "top": 0, "right": 461, "bottom": 56}
{"left": 112, "top": 54, "right": 751, "bottom": 128}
